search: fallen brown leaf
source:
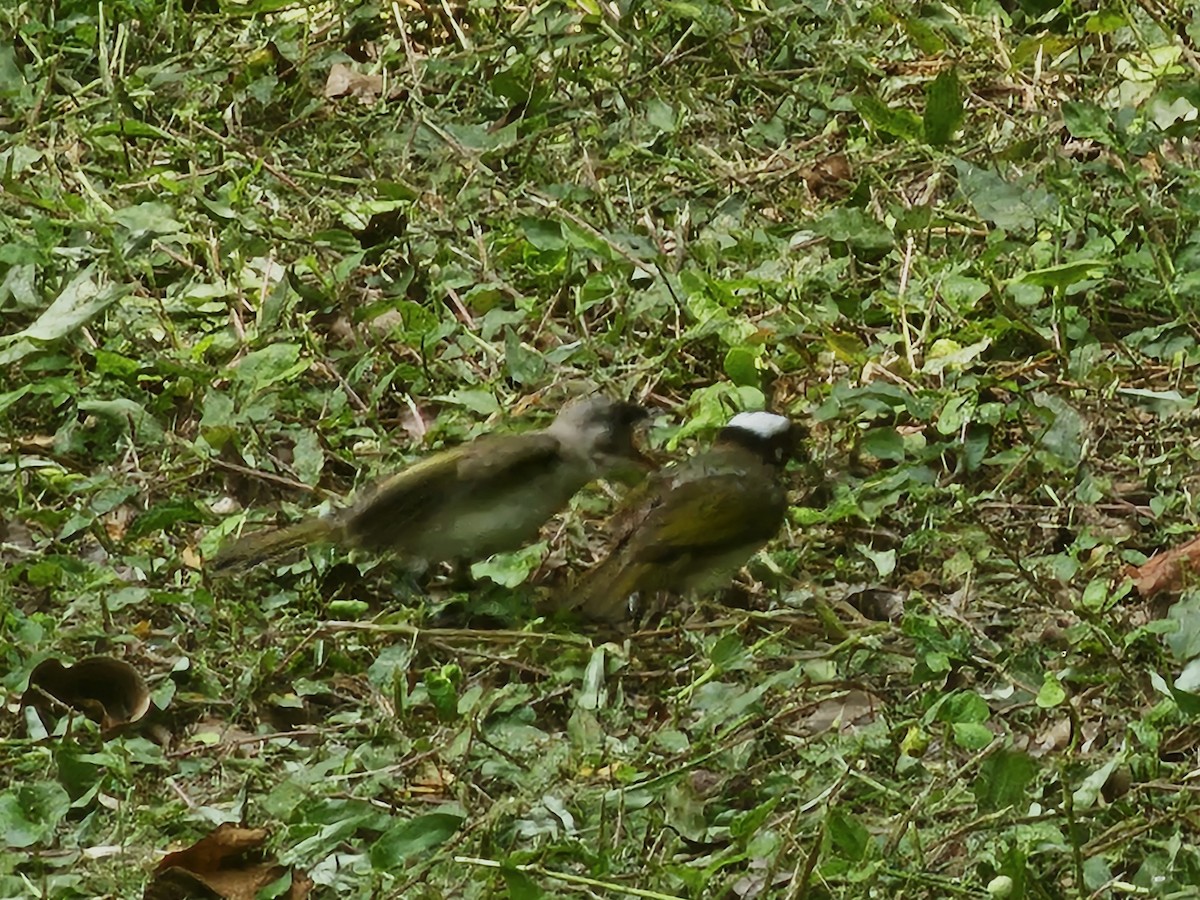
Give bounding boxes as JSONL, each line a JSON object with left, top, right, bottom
{"left": 147, "top": 824, "right": 311, "bottom": 900}
{"left": 1126, "top": 535, "right": 1200, "bottom": 599}
{"left": 324, "top": 63, "right": 384, "bottom": 104}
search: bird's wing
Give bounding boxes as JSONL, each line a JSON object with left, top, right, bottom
{"left": 628, "top": 469, "right": 785, "bottom": 564}
{"left": 569, "top": 460, "right": 787, "bottom": 623}
{"left": 343, "top": 434, "right": 565, "bottom": 548}
{"left": 453, "top": 433, "right": 565, "bottom": 484}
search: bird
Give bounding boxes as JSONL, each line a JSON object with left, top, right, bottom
{"left": 569, "top": 411, "right": 797, "bottom": 624}
{"left": 211, "top": 396, "right": 649, "bottom": 575}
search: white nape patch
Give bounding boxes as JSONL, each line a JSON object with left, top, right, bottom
{"left": 727, "top": 411, "right": 790, "bottom": 438}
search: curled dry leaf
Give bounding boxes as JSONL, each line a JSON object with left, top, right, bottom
{"left": 146, "top": 823, "right": 311, "bottom": 900}
{"left": 1126, "top": 534, "right": 1200, "bottom": 599}
{"left": 23, "top": 656, "right": 151, "bottom": 735}
{"left": 800, "top": 689, "right": 881, "bottom": 736}
{"left": 324, "top": 63, "right": 385, "bottom": 104}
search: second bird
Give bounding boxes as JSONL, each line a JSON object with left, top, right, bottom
{"left": 212, "top": 396, "right": 648, "bottom": 575}
{"left": 571, "top": 411, "right": 797, "bottom": 623}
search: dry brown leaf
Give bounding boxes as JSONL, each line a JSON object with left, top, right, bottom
{"left": 23, "top": 656, "right": 151, "bottom": 736}
{"left": 324, "top": 63, "right": 384, "bottom": 103}
{"left": 801, "top": 689, "right": 881, "bottom": 735}
{"left": 147, "top": 824, "right": 311, "bottom": 900}
{"left": 1126, "top": 535, "right": 1200, "bottom": 598}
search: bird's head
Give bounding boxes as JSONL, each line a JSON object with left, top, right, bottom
{"left": 548, "top": 396, "right": 651, "bottom": 473}
{"left": 719, "top": 411, "right": 799, "bottom": 466}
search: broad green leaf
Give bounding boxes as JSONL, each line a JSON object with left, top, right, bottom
{"left": 903, "top": 16, "right": 945, "bottom": 54}
{"left": 471, "top": 541, "right": 546, "bottom": 588}
{"left": 936, "top": 691, "right": 989, "bottom": 724}
{"left": 1073, "top": 756, "right": 1121, "bottom": 810}
{"left": 952, "top": 723, "right": 995, "bottom": 750}
{"left": 327, "top": 599, "right": 369, "bottom": 618}
{"left": 923, "top": 337, "right": 991, "bottom": 375}
{"left": 576, "top": 647, "right": 607, "bottom": 711}
{"left": 228, "top": 343, "right": 309, "bottom": 392}
{"left": 1167, "top": 594, "right": 1200, "bottom": 661}
{"left": 826, "top": 808, "right": 870, "bottom": 860}
{"left": 861, "top": 427, "right": 904, "bottom": 462}
{"left": 812, "top": 207, "right": 894, "bottom": 252}
{"left": 370, "top": 813, "right": 464, "bottom": 868}
{"left": 974, "top": 749, "right": 1036, "bottom": 811}
{"left": 1018, "top": 259, "right": 1108, "bottom": 290}
{"left": 1061, "top": 101, "right": 1113, "bottom": 144}
{"left": 723, "top": 346, "right": 760, "bottom": 387}
{"left": 0, "top": 269, "right": 129, "bottom": 357}
{"left": 291, "top": 428, "right": 324, "bottom": 486}
{"left": 504, "top": 328, "right": 546, "bottom": 386}
{"left": 1036, "top": 672, "right": 1066, "bottom": 708}
{"left": 1085, "top": 8, "right": 1126, "bottom": 32}
{"left": 0, "top": 782, "right": 70, "bottom": 848}
{"left": 924, "top": 69, "right": 962, "bottom": 146}
{"left": 502, "top": 868, "right": 544, "bottom": 899}
{"left": 954, "top": 160, "right": 1059, "bottom": 232}
{"left": 709, "top": 633, "right": 748, "bottom": 670}
{"left": 112, "top": 201, "right": 184, "bottom": 237}
{"left": 77, "top": 398, "right": 165, "bottom": 441}
{"left": 444, "top": 389, "right": 500, "bottom": 416}
{"left": 0, "top": 793, "right": 40, "bottom": 848}
{"left": 424, "top": 666, "right": 461, "bottom": 721}
{"left": 856, "top": 544, "right": 896, "bottom": 578}
{"left": 853, "top": 94, "right": 923, "bottom": 142}
{"left": 1031, "top": 392, "right": 1083, "bottom": 467}
{"left": 521, "top": 217, "right": 565, "bottom": 251}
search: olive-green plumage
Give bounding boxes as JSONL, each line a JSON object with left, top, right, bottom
{"left": 212, "top": 397, "right": 647, "bottom": 574}
{"left": 571, "top": 412, "right": 796, "bottom": 623}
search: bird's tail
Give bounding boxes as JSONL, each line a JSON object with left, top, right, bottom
{"left": 211, "top": 517, "right": 336, "bottom": 574}
{"left": 564, "top": 557, "right": 651, "bottom": 624}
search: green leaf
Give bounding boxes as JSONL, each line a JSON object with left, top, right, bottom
{"left": 860, "top": 427, "right": 905, "bottom": 462}
{"left": 444, "top": 389, "right": 500, "bottom": 416}
{"left": 952, "top": 723, "right": 995, "bottom": 750}
{"left": 327, "top": 599, "right": 369, "bottom": 618}
{"left": 504, "top": 328, "right": 546, "bottom": 386}
{"left": 723, "top": 346, "right": 760, "bottom": 387}
{"left": 1061, "top": 101, "right": 1114, "bottom": 145}
{"left": 77, "top": 398, "right": 165, "bottom": 441}
{"left": 1167, "top": 595, "right": 1200, "bottom": 661}
{"left": 0, "top": 783, "right": 70, "bottom": 848}
{"left": 228, "top": 343, "right": 310, "bottom": 393}
{"left": 1018, "top": 259, "right": 1108, "bottom": 290}
{"left": 812, "top": 208, "right": 894, "bottom": 252}
{"left": 112, "top": 201, "right": 184, "bottom": 237}
{"left": 369, "top": 813, "right": 464, "bottom": 868}
{"left": 826, "top": 808, "right": 871, "bottom": 861}
{"left": 423, "top": 667, "right": 461, "bottom": 721}
{"left": 1085, "top": 8, "right": 1126, "bottom": 32}
{"left": 903, "top": 17, "right": 946, "bottom": 54}
{"left": 126, "top": 500, "right": 203, "bottom": 540}
{"left": 0, "top": 793, "right": 40, "bottom": 848}
{"left": 291, "top": 428, "right": 325, "bottom": 486}
{"left": 954, "top": 160, "right": 1059, "bottom": 232}
{"left": 502, "top": 868, "right": 544, "bottom": 900}
{"left": 856, "top": 544, "right": 896, "bottom": 578}
{"left": 471, "top": 541, "right": 546, "bottom": 588}
{"left": 0, "top": 269, "right": 129, "bottom": 363}
{"left": 576, "top": 647, "right": 607, "bottom": 711}
{"left": 974, "top": 749, "right": 1036, "bottom": 811}
{"left": 521, "top": 217, "right": 565, "bottom": 251}
{"left": 1036, "top": 672, "right": 1066, "bottom": 708}
{"left": 853, "top": 94, "right": 923, "bottom": 142}
{"left": 1031, "top": 392, "right": 1083, "bottom": 468}
{"left": 924, "top": 69, "right": 963, "bottom": 146}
